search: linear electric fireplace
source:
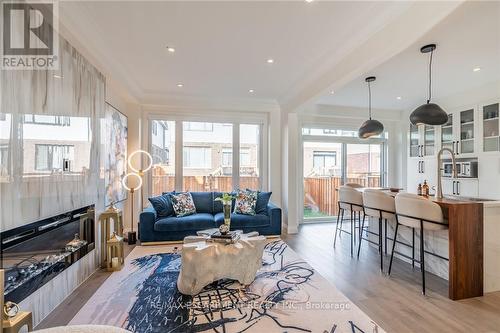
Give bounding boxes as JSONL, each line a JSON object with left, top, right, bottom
{"left": 0, "top": 205, "right": 95, "bottom": 303}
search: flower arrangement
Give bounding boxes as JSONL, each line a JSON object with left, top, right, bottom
{"left": 215, "top": 193, "right": 234, "bottom": 228}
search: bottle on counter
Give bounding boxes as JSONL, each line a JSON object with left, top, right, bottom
{"left": 417, "top": 183, "right": 423, "bottom": 196}
{"left": 423, "top": 180, "right": 430, "bottom": 197}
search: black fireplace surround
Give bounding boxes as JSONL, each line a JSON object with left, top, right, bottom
{"left": 1, "top": 205, "right": 95, "bottom": 303}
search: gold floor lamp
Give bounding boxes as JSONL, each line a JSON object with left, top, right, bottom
{"left": 123, "top": 150, "right": 152, "bottom": 245}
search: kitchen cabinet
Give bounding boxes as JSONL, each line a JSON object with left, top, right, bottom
{"left": 442, "top": 178, "right": 479, "bottom": 197}
{"left": 440, "top": 107, "right": 478, "bottom": 156}
{"left": 478, "top": 155, "right": 500, "bottom": 199}
{"left": 409, "top": 124, "right": 436, "bottom": 158}
{"left": 481, "top": 102, "right": 500, "bottom": 152}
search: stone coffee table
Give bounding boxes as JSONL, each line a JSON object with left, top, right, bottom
{"left": 177, "top": 230, "right": 267, "bottom": 295}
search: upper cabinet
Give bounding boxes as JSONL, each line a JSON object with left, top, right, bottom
{"left": 438, "top": 107, "right": 478, "bottom": 156}
{"left": 409, "top": 124, "right": 436, "bottom": 158}
{"left": 481, "top": 102, "right": 500, "bottom": 152}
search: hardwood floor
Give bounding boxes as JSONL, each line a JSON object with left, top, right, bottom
{"left": 38, "top": 223, "right": 500, "bottom": 333}
{"left": 283, "top": 222, "right": 500, "bottom": 333}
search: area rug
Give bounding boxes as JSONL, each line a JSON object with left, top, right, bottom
{"left": 70, "top": 240, "right": 384, "bottom": 333}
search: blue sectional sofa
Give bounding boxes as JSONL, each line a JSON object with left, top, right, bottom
{"left": 139, "top": 191, "right": 282, "bottom": 242}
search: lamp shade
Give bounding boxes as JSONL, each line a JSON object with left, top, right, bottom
{"left": 358, "top": 119, "right": 384, "bottom": 139}
{"left": 410, "top": 102, "right": 448, "bottom": 126}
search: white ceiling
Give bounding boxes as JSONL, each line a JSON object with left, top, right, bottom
{"left": 59, "top": 0, "right": 414, "bottom": 105}
{"left": 317, "top": 1, "right": 500, "bottom": 111}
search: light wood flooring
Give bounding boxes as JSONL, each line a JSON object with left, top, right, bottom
{"left": 38, "top": 223, "right": 500, "bottom": 333}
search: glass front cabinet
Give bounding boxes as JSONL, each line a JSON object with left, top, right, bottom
{"left": 409, "top": 124, "right": 436, "bottom": 158}
{"left": 438, "top": 107, "right": 478, "bottom": 156}
{"left": 482, "top": 102, "right": 500, "bottom": 152}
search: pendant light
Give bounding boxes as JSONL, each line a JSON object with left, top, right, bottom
{"left": 409, "top": 44, "right": 448, "bottom": 126}
{"left": 358, "top": 76, "right": 384, "bottom": 139}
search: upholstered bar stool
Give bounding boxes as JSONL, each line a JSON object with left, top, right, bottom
{"left": 358, "top": 189, "right": 396, "bottom": 271}
{"left": 389, "top": 193, "right": 448, "bottom": 295}
{"left": 334, "top": 185, "right": 364, "bottom": 256}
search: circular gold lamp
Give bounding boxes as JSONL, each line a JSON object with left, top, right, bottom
{"left": 122, "top": 172, "right": 142, "bottom": 244}
{"left": 128, "top": 149, "right": 153, "bottom": 176}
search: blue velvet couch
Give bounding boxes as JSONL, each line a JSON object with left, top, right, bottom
{"left": 139, "top": 191, "right": 282, "bottom": 242}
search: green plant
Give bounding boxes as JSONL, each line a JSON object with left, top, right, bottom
{"left": 214, "top": 193, "right": 234, "bottom": 205}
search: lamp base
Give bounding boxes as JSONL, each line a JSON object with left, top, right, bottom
{"left": 127, "top": 231, "right": 137, "bottom": 245}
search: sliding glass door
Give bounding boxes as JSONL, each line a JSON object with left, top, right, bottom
{"left": 302, "top": 129, "right": 386, "bottom": 222}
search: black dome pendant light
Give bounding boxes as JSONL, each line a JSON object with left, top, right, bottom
{"left": 410, "top": 44, "right": 448, "bottom": 126}
{"left": 358, "top": 76, "right": 384, "bottom": 139}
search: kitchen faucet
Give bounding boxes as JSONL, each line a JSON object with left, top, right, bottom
{"left": 436, "top": 147, "right": 457, "bottom": 199}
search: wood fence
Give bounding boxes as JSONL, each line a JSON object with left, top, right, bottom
{"left": 152, "top": 174, "right": 259, "bottom": 195}
{"left": 303, "top": 176, "right": 380, "bottom": 217}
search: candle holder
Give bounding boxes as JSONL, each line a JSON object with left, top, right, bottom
{"left": 106, "top": 232, "right": 124, "bottom": 271}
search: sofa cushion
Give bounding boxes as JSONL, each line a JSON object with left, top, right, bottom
{"left": 189, "top": 192, "right": 214, "bottom": 214}
{"left": 214, "top": 212, "right": 270, "bottom": 229}
{"left": 148, "top": 194, "right": 173, "bottom": 217}
{"left": 154, "top": 213, "right": 215, "bottom": 232}
{"left": 234, "top": 189, "right": 257, "bottom": 215}
{"left": 254, "top": 191, "right": 272, "bottom": 215}
{"left": 169, "top": 192, "right": 196, "bottom": 217}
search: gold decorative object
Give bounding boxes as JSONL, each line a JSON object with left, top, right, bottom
{"left": 106, "top": 232, "right": 124, "bottom": 271}
{"left": 2, "top": 310, "right": 33, "bottom": 333}
{"left": 99, "top": 205, "right": 124, "bottom": 267}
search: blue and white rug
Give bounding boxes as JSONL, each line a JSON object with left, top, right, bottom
{"left": 71, "top": 240, "right": 384, "bottom": 333}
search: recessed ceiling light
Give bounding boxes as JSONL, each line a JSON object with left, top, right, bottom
{"left": 330, "top": 90, "right": 335, "bottom": 94}
{"left": 266, "top": 58, "right": 274, "bottom": 64}
{"left": 396, "top": 96, "right": 402, "bottom": 100}
{"left": 473, "top": 67, "right": 481, "bottom": 72}
{"left": 53, "top": 74, "right": 63, "bottom": 79}
{"left": 305, "top": 0, "right": 314, "bottom": 2}
{"left": 166, "top": 46, "right": 175, "bottom": 53}
{"left": 177, "top": 83, "right": 183, "bottom": 88}
{"left": 249, "top": 89, "right": 255, "bottom": 93}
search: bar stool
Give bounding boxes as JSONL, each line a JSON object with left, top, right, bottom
{"left": 358, "top": 189, "right": 396, "bottom": 271}
{"left": 334, "top": 185, "right": 364, "bottom": 256}
{"left": 389, "top": 193, "right": 448, "bottom": 295}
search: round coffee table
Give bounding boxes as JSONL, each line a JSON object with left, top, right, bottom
{"left": 177, "top": 231, "right": 266, "bottom": 295}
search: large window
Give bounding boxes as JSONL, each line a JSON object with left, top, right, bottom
{"left": 151, "top": 120, "right": 175, "bottom": 196}
{"left": 35, "top": 144, "right": 75, "bottom": 171}
{"left": 150, "top": 119, "right": 264, "bottom": 194}
{"left": 183, "top": 122, "right": 232, "bottom": 191}
{"left": 302, "top": 127, "right": 386, "bottom": 220}
{"left": 24, "top": 115, "right": 70, "bottom": 126}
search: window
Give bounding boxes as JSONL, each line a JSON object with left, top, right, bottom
{"left": 221, "top": 148, "right": 232, "bottom": 166}
{"left": 183, "top": 122, "right": 213, "bottom": 132}
{"left": 152, "top": 121, "right": 158, "bottom": 135}
{"left": 24, "top": 115, "right": 70, "bottom": 126}
{"left": 239, "top": 124, "right": 260, "bottom": 189}
{"left": 151, "top": 121, "right": 175, "bottom": 196}
{"left": 150, "top": 119, "right": 264, "bottom": 193}
{"left": 35, "top": 144, "right": 74, "bottom": 171}
{"left": 183, "top": 147, "right": 212, "bottom": 168}
{"left": 313, "top": 151, "right": 337, "bottom": 172}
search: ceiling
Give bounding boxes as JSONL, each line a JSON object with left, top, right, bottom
{"left": 59, "top": 0, "right": 414, "bottom": 105}
{"left": 316, "top": 1, "right": 500, "bottom": 111}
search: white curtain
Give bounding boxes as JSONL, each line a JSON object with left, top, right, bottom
{"left": 0, "top": 37, "right": 106, "bottom": 232}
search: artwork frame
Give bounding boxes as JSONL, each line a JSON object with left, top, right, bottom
{"left": 104, "top": 102, "right": 128, "bottom": 207}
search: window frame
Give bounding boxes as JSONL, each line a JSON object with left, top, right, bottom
{"left": 147, "top": 113, "right": 267, "bottom": 195}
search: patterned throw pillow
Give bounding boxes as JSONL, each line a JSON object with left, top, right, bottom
{"left": 169, "top": 192, "right": 196, "bottom": 217}
{"left": 234, "top": 189, "right": 257, "bottom": 215}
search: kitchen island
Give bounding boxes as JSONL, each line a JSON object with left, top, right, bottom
{"left": 364, "top": 190, "right": 500, "bottom": 300}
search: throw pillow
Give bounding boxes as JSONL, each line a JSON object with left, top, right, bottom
{"left": 148, "top": 194, "right": 173, "bottom": 217}
{"left": 169, "top": 192, "right": 197, "bottom": 217}
{"left": 234, "top": 189, "right": 257, "bottom": 215}
{"left": 254, "top": 191, "right": 272, "bottom": 215}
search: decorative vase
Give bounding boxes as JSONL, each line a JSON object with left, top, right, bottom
{"left": 223, "top": 203, "right": 231, "bottom": 229}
